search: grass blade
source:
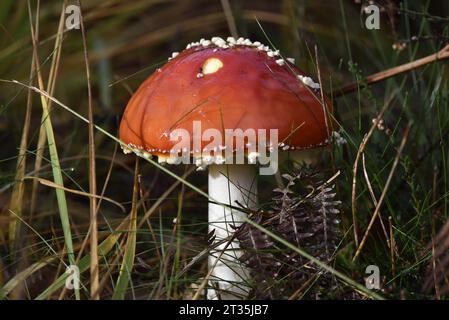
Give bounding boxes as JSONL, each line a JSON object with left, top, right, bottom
{"left": 244, "top": 217, "right": 385, "bottom": 300}
{"left": 26, "top": 0, "right": 79, "bottom": 299}
{"left": 35, "top": 216, "right": 129, "bottom": 300}
{"left": 77, "top": 0, "right": 100, "bottom": 299}
{"left": 112, "top": 160, "right": 139, "bottom": 300}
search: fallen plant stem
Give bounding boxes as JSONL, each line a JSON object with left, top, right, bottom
{"left": 353, "top": 121, "right": 413, "bottom": 262}
{"left": 333, "top": 44, "right": 449, "bottom": 97}
{"left": 23, "top": 176, "right": 125, "bottom": 212}
{"left": 362, "top": 153, "right": 390, "bottom": 249}
{"left": 351, "top": 91, "right": 396, "bottom": 247}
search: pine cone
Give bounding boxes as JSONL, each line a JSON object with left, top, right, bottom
{"left": 235, "top": 167, "right": 341, "bottom": 299}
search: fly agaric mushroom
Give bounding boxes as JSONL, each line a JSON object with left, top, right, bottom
{"left": 119, "top": 36, "right": 333, "bottom": 299}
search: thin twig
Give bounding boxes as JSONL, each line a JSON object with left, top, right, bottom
{"left": 362, "top": 153, "right": 390, "bottom": 248}
{"left": 22, "top": 176, "right": 124, "bottom": 212}
{"left": 351, "top": 92, "right": 396, "bottom": 246}
{"left": 77, "top": 0, "right": 99, "bottom": 299}
{"left": 431, "top": 237, "right": 440, "bottom": 299}
{"left": 192, "top": 235, "right": 236, "bottom": 300}
{"left": 353, "top": 122, "right": 412, "bottom": 261}
{"left": 333, "top": 44, "right": 449, "bottom": 97}
{"left": 388, "top": 216, "right": 396, "bottom": 278}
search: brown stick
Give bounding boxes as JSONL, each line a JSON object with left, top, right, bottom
{"left": 333, "top": 44, "right": 449, "bottom": 98}
{"left": 76, "top": 0, "right": 99, "bottom": 300}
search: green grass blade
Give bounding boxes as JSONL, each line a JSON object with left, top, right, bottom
{"left": 112, "top": 162, "right": 139, "bottom": 300}
{"left": 2, "top": 80, "right": 212, "bottom": 202}
{"left": 37, "top": 81, "right": 79, "bottom": 299}
{"left": 35, "top": 222, "right": 126, "bottom": 300}
{"left": 25, "top": 0, "right": 80, "bottom": 300}
{"left": 244, "top": 217, "right": 385, "bottom": 300}
{"left": 0, "top": 256, "right": 56, "bottom": 299}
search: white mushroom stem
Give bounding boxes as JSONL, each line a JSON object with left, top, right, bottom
{"left": 207, "top": 164, "right": 257, "bottom": 300}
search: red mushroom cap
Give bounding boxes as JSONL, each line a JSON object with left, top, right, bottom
{"left": 119, "top": 37, "right": 333, "bottom": 158}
